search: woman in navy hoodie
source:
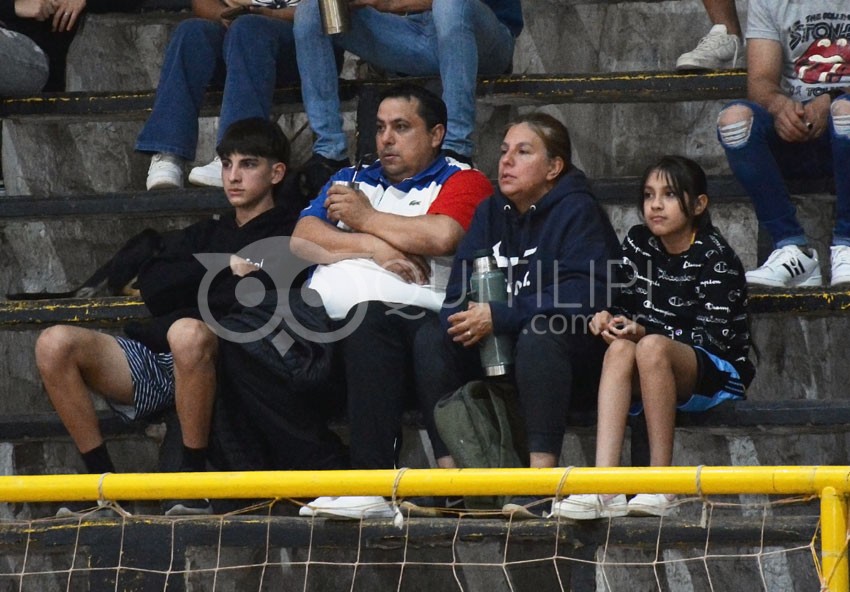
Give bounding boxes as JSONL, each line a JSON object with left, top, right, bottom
{"left": 431, "top": 113, "right": 619, "bottom": 513}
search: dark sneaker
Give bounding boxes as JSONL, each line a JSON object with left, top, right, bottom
{"left": 298, "top": 153, "right": 351, "bottom": 199}
{"left": 163, "top": 498, "right": 213, "bottom": 516}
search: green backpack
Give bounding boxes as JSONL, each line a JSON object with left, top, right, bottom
{"left": 433, "top": 379, "right": 528, "bottom": 509}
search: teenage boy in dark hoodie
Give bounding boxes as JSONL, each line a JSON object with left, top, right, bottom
{"left": 35, "top": 118, "right": 298, "bottom": 516}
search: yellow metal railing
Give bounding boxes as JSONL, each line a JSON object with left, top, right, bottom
{"left": 1, "top": 466, "right": 847, "bottom": 591}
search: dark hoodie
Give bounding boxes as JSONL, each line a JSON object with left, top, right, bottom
{"left": 124, "top": 205, "right": 298, "bottom": 353}
{"left": 441, "top": 168, "right": 620, "bottom": 335}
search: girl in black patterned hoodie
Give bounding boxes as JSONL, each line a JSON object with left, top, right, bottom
{"left": 553, "top": 155, "right": 755, "bottom": 521}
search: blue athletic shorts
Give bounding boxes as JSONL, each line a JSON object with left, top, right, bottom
{"left": 630, "top": 346, "right": 744, "bottom": 416}
{"left": 110, "top": 336, "right": 175, "bottom": 422}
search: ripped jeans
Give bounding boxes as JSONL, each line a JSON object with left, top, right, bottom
{"left": 717, "top": 97, "right": 850, "bottom": 247}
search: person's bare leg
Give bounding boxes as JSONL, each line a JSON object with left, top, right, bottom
{"left": 702, "top": 0, "right": 742, "bottom": 37}
{"left": 436, "top": 456, "right": 457, "bottom": 468}
{"left": 634, "top": 336, "right": 699, "bottom": 467}
{"left": 594, "top": 339, "right": 638, "bottom": 468}
{"left": 36, "top": 326, "right": 134, "bottom": 454}
{"left": 167, "top": 318, "right": 218, "bottom": 451}
{"left": 530, "top": 452, "right": 557, "bottom": 468}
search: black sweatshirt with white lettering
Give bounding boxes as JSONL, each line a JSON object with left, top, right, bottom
{"left": 612, "top": 223, "right": 755, "bottom": 387}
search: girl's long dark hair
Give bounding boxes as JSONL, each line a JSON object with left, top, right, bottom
{"left": 638, "top": 155, "right": 710, "bottom": 228}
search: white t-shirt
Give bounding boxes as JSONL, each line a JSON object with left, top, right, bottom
{"left": 747, "top": 0, "right": 850, "bottom": 101}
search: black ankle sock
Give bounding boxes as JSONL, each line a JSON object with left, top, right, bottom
{"left": 81, "top": 444, "right": 115, "bottom": 474}
{"left": 796, "top": 245, "right": 814, "bottom": 257}
{"left": 180, "top": 445, "right": 207, "bottom": 472}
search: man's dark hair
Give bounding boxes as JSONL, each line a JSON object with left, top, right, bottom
{"left": 217, "top": 118, "right": 291, "bottom": 166}
{"left": 378, "top": 83, "right": 448, "bottom": 131}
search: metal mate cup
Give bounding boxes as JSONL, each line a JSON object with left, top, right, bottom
{"left": 332, "top": 180, "right": 359, "bottom": 190}
{"left": 318, "top": 0, "right": 350, "bottom": 35}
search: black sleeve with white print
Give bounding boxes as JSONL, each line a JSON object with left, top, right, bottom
{"left": 615, "top": 224, "right": 755, "bottom": 387}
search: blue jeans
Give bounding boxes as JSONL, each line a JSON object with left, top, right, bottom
{"left": 293, "top": 0, "right": 515, "bottom": 161}
{"left": 718, "top": 99, "right": 850, "bottom": 247}
{"left": 136, "top": 16, "right": 299, "bottom": 161}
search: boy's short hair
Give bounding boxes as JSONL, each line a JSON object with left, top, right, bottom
{"left": 216, "top": 118, "right": 291, "bottom": 166}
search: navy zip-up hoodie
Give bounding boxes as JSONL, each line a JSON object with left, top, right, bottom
{"left": 441, "top": 168, "right": 620, "bottom": 335}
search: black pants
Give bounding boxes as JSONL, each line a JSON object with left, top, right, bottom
{"left": 213, "top": 337, "right": 348, "bottom": 471}
{"left": 419, "top": 314, "right": 607, "bottom": 457}
{"left": 342, "top": 302, "right": 461, "bottom": 469}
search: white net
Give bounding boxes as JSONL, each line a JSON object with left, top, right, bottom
{"left": 0, "top": 493, "right": 828, "bottom": 591}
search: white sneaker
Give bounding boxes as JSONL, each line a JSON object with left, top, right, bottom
{"left": 830, "top": 246, "right": 850, "bottom": 286}
{"left": 745, "top": 245, "right": 822, "bottom": 288}
{"left": 188, "top": 156, "right": 223, "bottom": 187}
{"left": 549, "top": 494, "right": 628, "bottom": 520}
{"left": 146, "top": 153, "right": 183, "bottom": 190}
{"left": 627, "top": 493, "right": 677, "bottom": 517}
{"left": 676, "top": 24, "right": 743, "bottom": 70}
{"left": 298, "top": 495, "right": 395, "bottom": 519}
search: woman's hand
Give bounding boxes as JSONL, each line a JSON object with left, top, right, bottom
{"left": 52, "top": 0, "right": 85, "bottom": 32}
{"left": 599, "top": 315, "right": 644, "bottom": 344}
{"left": 15, "top": 0, "right": 55, "bottom": 21}
{"left": 589, "top": 310, "right": 613, "bottom": 336}
{"left": 447, "top": 302, "right": 493, "bottom": 348}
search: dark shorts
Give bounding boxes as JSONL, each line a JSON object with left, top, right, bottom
{"left": 631, "top": 346, "right": 744, "bottom": 416}
{"left": 110, "top": 336, "right": 175, "bottom": 422}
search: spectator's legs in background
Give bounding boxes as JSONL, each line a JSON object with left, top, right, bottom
{"left": 676, "top": 0, "right": 743, "bottom": 70}
{"left": 188, "top": 15, "right": 300, "bottom": 187}
{"left": 135, "top": 19, "right": 226, "bottom": 190}
{"left": 828, "top": 97, "right": 850, "bottom": 285}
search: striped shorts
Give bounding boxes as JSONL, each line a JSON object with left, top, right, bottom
{"left": 110, "top": 336, "right": 175, "bottom": 422}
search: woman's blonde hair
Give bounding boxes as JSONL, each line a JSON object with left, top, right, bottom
{"left": 505, "top": 113, "right": 572, "bottom": 179}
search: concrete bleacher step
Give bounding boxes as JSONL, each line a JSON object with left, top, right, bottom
{"left": 0, "top": 195, "right": 218, "bottom": 298}
{"left": 1, "top": 0, "right": 750, "bottom": 195}
{"left": 0, "top": 175, "right": 765, "bottom": 298}
{"left": 0, "top": 71, "right": 743, "bottom": 195}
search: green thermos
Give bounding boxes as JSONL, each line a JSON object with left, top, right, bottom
{"left": 470, "top": 251, "right": 513, "bottom": 376}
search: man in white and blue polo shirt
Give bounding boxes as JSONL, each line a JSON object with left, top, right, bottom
{"left": 291, "top": 83, "right": 492, "bottom": 519}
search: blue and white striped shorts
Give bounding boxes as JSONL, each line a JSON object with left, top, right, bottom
{"left": 110, "top": 336, "right": 175, "bottom": 422}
